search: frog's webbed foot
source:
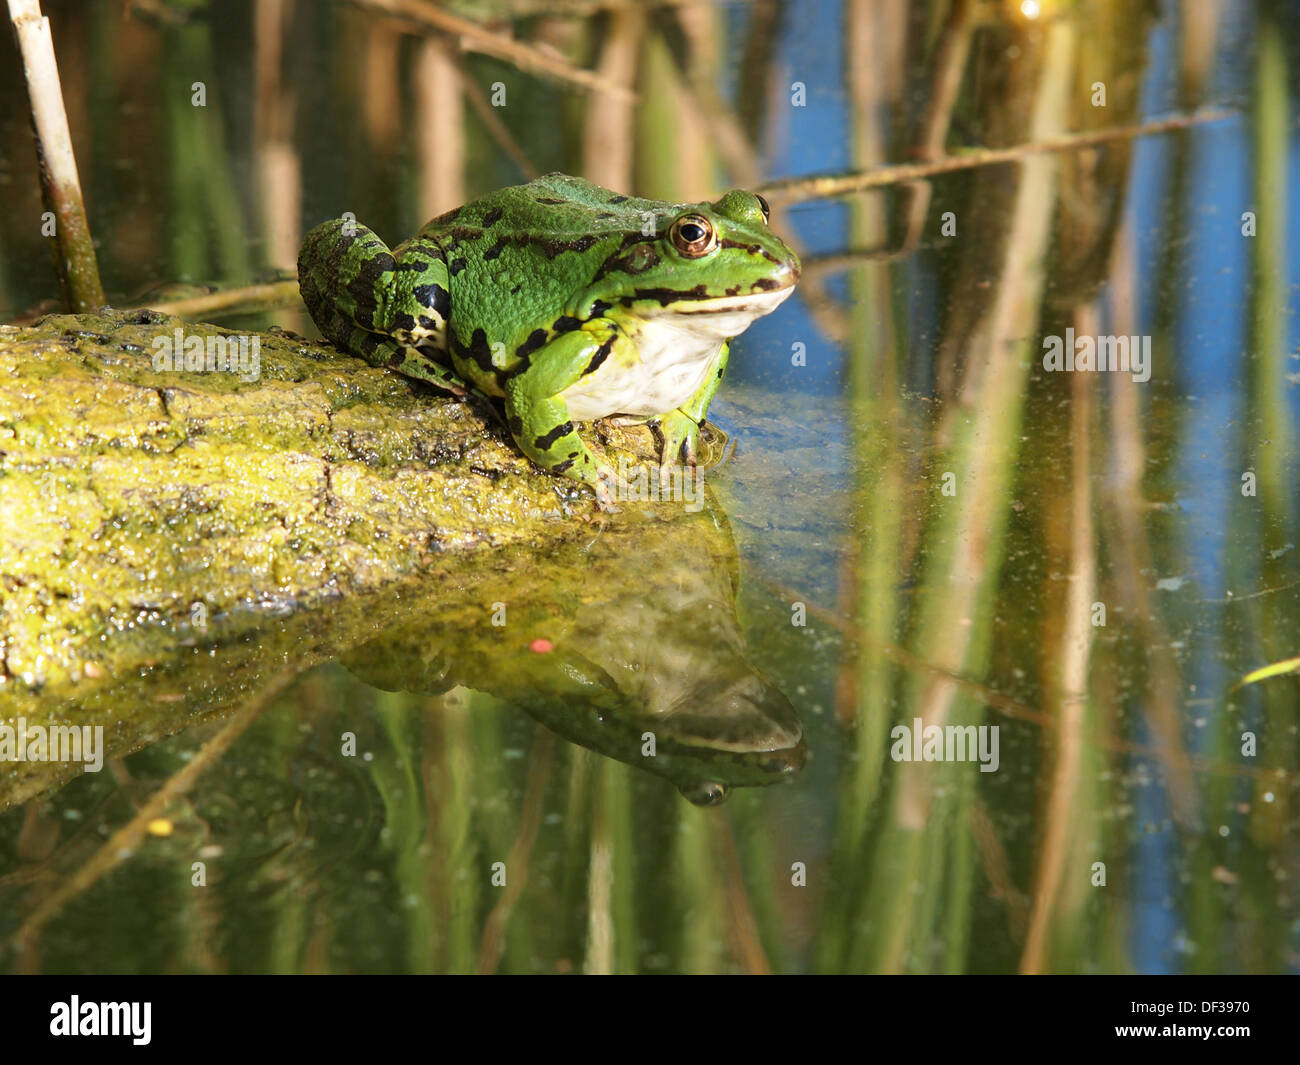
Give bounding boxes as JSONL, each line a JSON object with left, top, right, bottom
{"left": 653, "top": 409, "right": 703, "bottom": 474}
{"left": 653, "top": 339, "right": 728, "bottom": 476}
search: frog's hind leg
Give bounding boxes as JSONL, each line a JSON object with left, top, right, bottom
{"left": 298, "top": 220, "right": 460, "bottom": 392}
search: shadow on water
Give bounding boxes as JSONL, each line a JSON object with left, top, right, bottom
{"left": 344, "top": 501, "right": 806, "bottom": 806}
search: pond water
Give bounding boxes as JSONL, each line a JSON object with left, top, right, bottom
{"left": 0, "top": 0, "right": 1297, "bottom": 974}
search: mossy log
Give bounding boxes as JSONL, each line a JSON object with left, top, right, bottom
{"left": 0, "top": 309, "right": 665, "bottom": 696}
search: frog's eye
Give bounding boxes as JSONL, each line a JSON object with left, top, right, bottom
{"left": 670, "top": 214, "right": 718, "bottom": 258}
{"left": 679, "top": 780, "right": 727, "bottom": 806}
{"left": 755, "top": 193, "right": 771, "bottom": 224}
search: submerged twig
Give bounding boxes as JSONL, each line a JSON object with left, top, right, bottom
{"left": 759, "top": 107, "right": 1235, "bottom": 204}
{"left": 12, "top": 668, "right": 297, "bottom": 954}
{"left": 7, "top": 0, "right": 104, "bottom": 312}
{"left": 475, "top": 729, "right": 554, "bottom": 974}
{"left": 711, "top": 815, "right": 771, "bottom": 975}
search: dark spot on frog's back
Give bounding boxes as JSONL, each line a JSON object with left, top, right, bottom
{"left": 427, "top": 207, "right": 462, "bottom": 227}
{"left": 450, "top": 259, "right": 468, "bottom": 276}
{"left": 537, "top": 234, "right": 602, "bottom": 258}
{"left": 753, "top": 278, "right": 783, "bottom": 291}
{"left": 535, "top": 197, "right": 566, "bottom": 205}
{"left": 552, "top": 316, "right": 582, "bottom": 333}
{"left": 482, "top": 206, "right": 504, "bottom": 227}
{"left": 442, "top": 226, "right": 482, "bottom": 251}
{"left": 484, "top": 240, "right": 507, "bottom": 261}
{"left": 609, "top": 195, "right": 629, "bottom": 204}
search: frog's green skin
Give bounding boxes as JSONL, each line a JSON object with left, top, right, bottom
{"left": 297, "top": 174, "right": 800, "bottom": 507}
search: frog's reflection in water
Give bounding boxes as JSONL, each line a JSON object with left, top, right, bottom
{"left": 345, "top": 494, "right": 805, "bottom": 804}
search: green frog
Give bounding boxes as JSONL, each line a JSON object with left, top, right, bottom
{"left": 297, "top": 174, "right": 800, "bottom": 508}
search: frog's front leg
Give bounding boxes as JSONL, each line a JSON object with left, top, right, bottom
{"left": 655, "top": 340, "right": 730, "bottom": 471}
{"left": 505, "top": 322, "right": 623, "bottom": 509}
{"left": 298, "top": 220, "right": 463, "bottom": 394}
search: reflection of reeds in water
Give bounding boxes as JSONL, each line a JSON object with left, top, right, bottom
{"left": 162, "top": 19, "right": 251, "bottom": 286}
{"left": 851, "top": 8, "right": 1074, "bottom": 975}
{"left": 253, "top": 0, "right": 301, "bottom": 274}
{"left": 1238, "top": 1, "right": 1296, "bottom": 914}
{"left": 822, "top": 0, "right": 1297, "bottom": 975}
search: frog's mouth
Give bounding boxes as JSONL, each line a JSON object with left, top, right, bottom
{"left": 651, "top": 283, "right": 797, "bottom": 338}
{"left": 669, "top": 283, "right": 796, "bottom": 316}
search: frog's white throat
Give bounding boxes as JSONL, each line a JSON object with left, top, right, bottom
{"left": 562, "top": 285, "right": 794, "bottom": 421}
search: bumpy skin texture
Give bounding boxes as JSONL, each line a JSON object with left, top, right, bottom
{"left": 298, "top": 173, "right": 800, "bottom": 506}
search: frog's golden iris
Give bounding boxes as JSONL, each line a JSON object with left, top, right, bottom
{"left": 297, "top": 173, "right": 800, "bottom": 508}
{"left": 670, "top": 214, "right": 718, "bottom": 258}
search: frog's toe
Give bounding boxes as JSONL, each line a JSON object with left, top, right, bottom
{"left": 655, "top": 411, "right": 701, "bottom": 470}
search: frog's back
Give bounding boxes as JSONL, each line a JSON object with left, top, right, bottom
{"left": 416, "top": 175, "right": 661, "bottom": 365}
{"left": 429, "top": 174, "right": 668, "bottom": 237}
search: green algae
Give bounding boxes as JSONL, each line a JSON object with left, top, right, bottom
{"left": 0, "top": 309, "right": 669, "bottom": 697}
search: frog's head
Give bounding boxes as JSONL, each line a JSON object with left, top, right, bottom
{"left": 585, "top": 190, "right": 801, "bottom": 333}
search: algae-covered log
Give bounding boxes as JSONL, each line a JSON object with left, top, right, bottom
{"left": 0, "top": 309, "right": 663, "bottom": 694}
